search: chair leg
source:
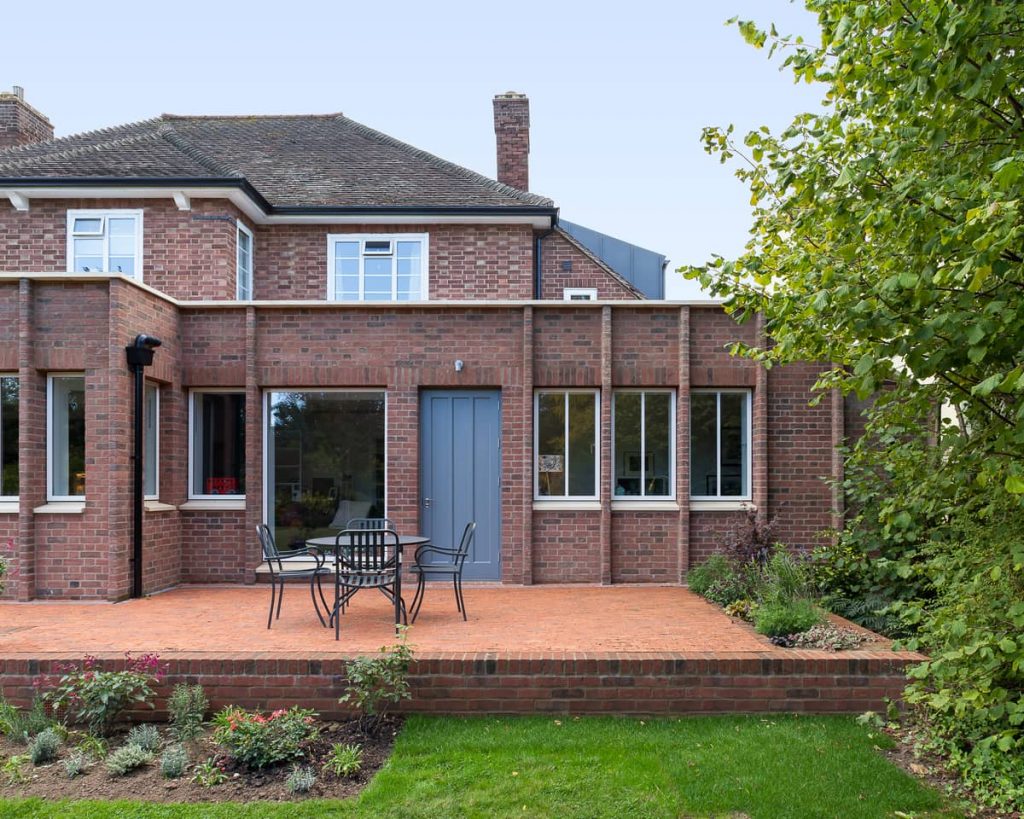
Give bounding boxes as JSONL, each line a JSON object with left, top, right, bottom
{"left": 267, "top": 578, "right": 276, "bottom": 630}
{"left": 453, "top": 575, "right": 462, "bottom": 613}
{"left": 309, "top": 576, "right": 326, "bottom": 628}
{"left": 410, "top": 574, "right": 426, "bottom": 623}
{"left": 276, "top": 579, "right": 285, "bottom": 619}
{"left": 315, "top": 574, "right": 331, "bottom": 627}
{"left": 456, "top": 575, "right": 467, "bottom": 622}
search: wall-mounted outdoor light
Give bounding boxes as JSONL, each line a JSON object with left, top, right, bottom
{"left": 126, "top": 334, "right": 162, "bottom": 599}
{"left": 454, "top": 359, "right": 464, "bottom": 373}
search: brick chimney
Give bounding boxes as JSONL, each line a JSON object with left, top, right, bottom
{"left": 493, "top": 91, "right": 530, "bottom": 192}
{"left": 0, "top": 86, "right": 54, "bottom": 149}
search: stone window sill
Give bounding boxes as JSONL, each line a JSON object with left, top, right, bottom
{"left": 0, "top": 500, "right": 18, "bottom": 514}
{"left": 611, "top": 500, "right": 680, "bottom": 512}
{"left": 179, "top": 499, "right": 246, "bottom": 512}
{"left": 532, "top": 500, "right": 601, "bottom": 512}
{"left": 689, "top": 500, "right": 756, "bottom": 512}
{"left": 34, "top": 501, "right": 86, "bottom": 514}
{"left": 145, "top": 501, "right": 178, "bottom": 513}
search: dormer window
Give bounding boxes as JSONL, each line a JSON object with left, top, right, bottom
{"left": 67, "top": 209, "right": 143, "bottom": 279}
{"left": 327, "top": 233, "right": 429, "bottom": 301}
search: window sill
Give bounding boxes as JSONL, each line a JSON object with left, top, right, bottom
{"left": 611, "top": 500, "right": 680, "bottom": 512}
{"left": 689, "top": 500, "right": 756, "bottom": 512}
{"left": 532, "top": 500, "right": 602, "bottom": 512}
{"left": 145, "top": 501, "right": 178, "bottom": 513}
{"left": 0, "top": 501, "right": 18, "bottom": 514}
{"left": 179, "top": 499, "right": 246, "bottom": 511}
{"left": 34, "top": 501, "right": 86, "bottom": 514}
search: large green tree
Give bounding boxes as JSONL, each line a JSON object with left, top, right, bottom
{"left": 686, "top": 2, "right": 1024, "bottom": 809}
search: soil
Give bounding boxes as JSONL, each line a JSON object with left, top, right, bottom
{"left": 0, "top": 716, "right": 400, "bottom": 804}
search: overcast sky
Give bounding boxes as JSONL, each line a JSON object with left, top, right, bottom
{"left": 2, "top": 0, "right": 823, "bottom": 299}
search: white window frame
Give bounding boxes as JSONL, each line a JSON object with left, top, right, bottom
{"left": 236, "top": 220, "right": 254, "bottom": 300}
{"left": 46, "top": 373, "right": 86, "bottom": 502}
{"left": 326, "top": 233, "right": 430, "bottom": 302}
{"left": 262, "top": 388, "right": 389, "bottom": 528}
{"left": 144, "top": 382, "right": 160, "bottom": 501}
{"left": 533, "top": 388, "right": 601, "bottom": 501}
{"left": 563, "top": 287, "right": 598, "bottom": 301}
{"left": 0, "top": 374, "right": 18, "bottom": 502}
{"left": 188, "top": 388, "right": 247, "bottom": 501}
{"left": 612, "top": 389, "right": 676, "bottom": 500}
{"left": 66, "top": 209, "right": 144, "bottom": 280}
{"left": 689, "top": 388, "right": 753, "bottom": 502}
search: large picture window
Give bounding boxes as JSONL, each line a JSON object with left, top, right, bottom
{"left": 690, "top": 390, "right": 751, "bottom": 499}
{"left": 327, "top": 234, "right": 428, "bottom": 302}
{"left": 190, "top": 391, "right": 246, "bottom": 499}
{"left": 535, "top": 390, "right": 599, "bottom": 500}
{"left": 1, "top": 376, "right": 18, "bottom": 499}
{"left": 266, "top": 391, "right": 386, "bottom": 550}
{"left": 67, "top": 210, "right": 142, "bottom": 278}
{"left": 613, "top": 391, "right": 674, "bottom": 499}
{"left": 48, "top": 375, "right": 86, "bottom": 500}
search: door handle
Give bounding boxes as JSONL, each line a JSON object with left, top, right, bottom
{"left": 423, "top": 497, "right": 431, "bottom": 508}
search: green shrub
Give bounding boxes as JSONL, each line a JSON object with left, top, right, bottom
{"left": 28, "top": 727, "right": 62, "bottom": 763}
{"left": 758, "top": 550, "right": 813, "bottom": 606}
{"left": 63, "top": 750, "right": 89, "bottom": 779}
{"left": 323, "top": 742, "right": 362, "bottom": 778}
{"left": 723, "top": 598, "right": 758, "bottom": 622}
{"left": 754, "top": 599, "right": 822, "bottom": 637}
{"left": 0, "top": 696, "right": 56, "bottom": 743}
{"left": 105, "top": 743, "right": 154, "bottom": 776}
{"left": 126, "top": 723, "right": 162, "bottom": 753}
{"left": 40, "top": 653, "right": 165, "bottom": 736}
{"left": 286, "top": 765, "right": 317, "bottom": 794}
{"left": 167, "top": 683, "right": 208, "bottom": 742}
{"left": 191, "top": 756, "right": 228, "bottom": 787}
{"left": 686, "top": 553, "right": 735, "bottom": 597}
{"left": 73, "top": 733, "right": 108, "bottom": 760}
{"left": 704, "top": 569, "right": 757, "bottom": 607}
{"left": 160, "top": 744, "right": 188, "bottom": 779}
{"left": 340, "top": 629, "right": 413, "bottom": 732}
{"left": 211, "top": 705, "right": 319, "bottom": 770}
{"left": 3, "top": 754, "right": 28, "bottom": 785}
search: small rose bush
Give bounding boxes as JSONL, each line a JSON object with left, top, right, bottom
{"left": 211, "top": 705, "right": 319, "bottom": 770}
{"left": 37, "top": 653, "right": 166, "bottom": 736}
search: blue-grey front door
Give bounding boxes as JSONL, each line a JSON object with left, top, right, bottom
{"left": 419, "top": 390, "right": 501, "bottom": 581}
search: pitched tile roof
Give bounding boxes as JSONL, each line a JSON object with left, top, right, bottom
{"left": 0, "top": 114, "right": 554, "bottom": 210}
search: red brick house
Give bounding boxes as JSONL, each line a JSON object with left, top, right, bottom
{"left": 0, "top": 87, "right": 844, "bottom": 602}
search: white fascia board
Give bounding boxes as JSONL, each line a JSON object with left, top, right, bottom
{"left": 0, "top": 186, "right": 552, "bottom": 227}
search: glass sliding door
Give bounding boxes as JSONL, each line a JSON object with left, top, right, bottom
{"left": 266, "top": 391, "right": 386, "bottom": 550}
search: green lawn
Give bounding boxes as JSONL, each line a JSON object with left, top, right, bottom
{"left": 2, "top": 715, "right": 960, "bottom": 819}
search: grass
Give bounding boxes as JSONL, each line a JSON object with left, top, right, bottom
{"left": 1, "top": 714, "right": 960, "bottom": 818}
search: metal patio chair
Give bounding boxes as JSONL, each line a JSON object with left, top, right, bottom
{"left": 331, "top": 527, "right": 407, "bottom": 640}
{"left": 256, "top": 524, "right": 331, "bottom": 630}
{"left": 346, "top": 516, "right": 397, "bottom": 531}
{"left": 409, "top": 521, "right": 476, "bottom": 623}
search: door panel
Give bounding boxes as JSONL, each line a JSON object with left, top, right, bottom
{"left": 420, "top": 390, "right": 501, "bottom": 580}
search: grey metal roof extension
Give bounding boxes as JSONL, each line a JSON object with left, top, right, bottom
{"left": 0, "top": 114, "right": 555, "bottom": 212}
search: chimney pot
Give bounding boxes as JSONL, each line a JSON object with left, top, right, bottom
{"left": 0, "top": 86, "right": 53, "bottom": 148}
{"left": 493, "top": 91, "right": 530, "bottom": 192}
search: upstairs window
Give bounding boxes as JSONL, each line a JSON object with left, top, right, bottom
{"left": 328, "top": 234, "right": 428, "bottom": 301}
{"left": 67, "top": 210, "right": 143, "bottom": 278}
{"left": 563, "top": 288, "right": 597, "bottom": 301}
{"left": 236, "top": 221, "right": 253, "bottom": 300}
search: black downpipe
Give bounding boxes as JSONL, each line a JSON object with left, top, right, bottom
{"left": 125, "top": 334, "right": 162, "bottom": 599}
{"left": 534, "top": 228, "right": 555, "bottom": 299}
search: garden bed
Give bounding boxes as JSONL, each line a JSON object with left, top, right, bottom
{"left": 0, "top": 716, "right": 400, "bottom": 803}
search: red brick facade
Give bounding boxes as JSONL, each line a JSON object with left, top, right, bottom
{"left": 0, "top": 194, "right": 851, "bottom": 601}
{"left": 0, "top": 89, "right": 53, "bottom": 149}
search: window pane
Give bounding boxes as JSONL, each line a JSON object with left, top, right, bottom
{"left": 690, "top": 393, "right": 717, "bottom": 496}
{"left": 720, "top": 393, "right": 748, "bottom": 497}
{"left": 269, "top": 392, "right": 386, "bottom": 550}
{"left": 364, "top": 240, "right": 392, "bottom": 254}
{"left": 645, "top": 393, "right": 671, "bottom": 496}
{"left": 334, "top": 241, "right": 359, "bottom": 259}
{"left": 396, "top": 275, "right": 420, "bottom": 300}
{"left": 109, "top": 257, "right": 135, "bottom": 276}
{"left": 109, "top": 234, "right": 135, "bottom": 256}
{"left": 74, "top": 237, "right": 103, "bottom": 257}
{"left": 335, "top": 258, "right": 358, "bottom": 276}
{"left": 51, "top": 376, "right": 86, "bottom": 498}
{"left": 1, "top": 377, "right": 18, "bottom": 497}
{"left": 567, "top": 393, "right": 596, "bottom": 496}
{"left": 613, "top": 393, "right": 641, "bottom": 497}
{"left": 536, "top": 393, "right": 565, "bottom": 496}
{"left": 107, "top": 217, "right": 136, "bottom": 235}
{"left": 193, "top": 393, "right": 245, "bottom": 496}
{"left": 144, "top": 383, "right": 158, "bottom": 497}
{"left": 72, "top": 218, "right": 102, "bottom": 234}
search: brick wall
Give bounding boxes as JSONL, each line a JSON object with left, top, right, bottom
{"left": 610, "top": 511, "right": 678, "bottom": 583}
{"left": 539, "top": 231, "right": 641, "bottom": 300}
{"left": 0, "top": 91, "right": 53, "bottom": 148}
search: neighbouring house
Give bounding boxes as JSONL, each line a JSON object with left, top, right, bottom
{"left": 0, "top": 86, "right": 847, "bottom": 602}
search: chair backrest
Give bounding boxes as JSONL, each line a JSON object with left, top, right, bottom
{"left": 347, "top": 517, "right": 396, "bottom": 531}
{"left": 336, "top": 528, "right": 399, "bottom": 577}
{"left": 453, "top": 521, "right": 477, "bottom": 568}
{"left": 256, "top": 524, "right": 282, "bottom": 573}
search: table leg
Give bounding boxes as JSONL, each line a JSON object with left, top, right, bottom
{"left": 394, "top": 546, "right": 402, "bottom": 634}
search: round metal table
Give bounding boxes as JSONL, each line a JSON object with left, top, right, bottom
{"left": 306, "top": 534, "right": 431, "bottom": 636}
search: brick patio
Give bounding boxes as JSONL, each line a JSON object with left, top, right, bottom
{"left": 0, "top": 585, "right": 923, "bottom": 716}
